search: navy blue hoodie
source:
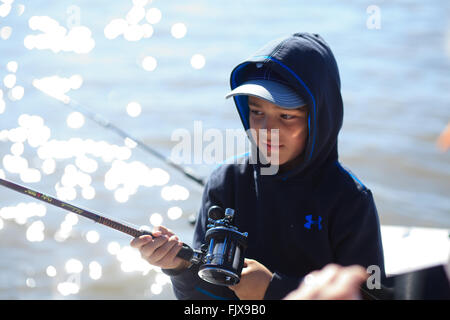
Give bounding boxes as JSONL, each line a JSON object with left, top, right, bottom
{"left": 165, "top": 32, "right": 385, "bottom": 300}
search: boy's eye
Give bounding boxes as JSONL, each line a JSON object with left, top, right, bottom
{"left": 281, "top": 114, "right": 296, "bottom": 120}
{"left": 250, "top": 109, "right": 264, "bottom": 116}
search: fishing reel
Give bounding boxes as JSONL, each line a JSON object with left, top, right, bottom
{"left": 196, "top": 205, "right": 248, "bottom": 286}
{"left": 173, "top": 205, "right": 248, "bottom": 286}
{"left": 177, "top": 206, "right": 248, "bottom": 286}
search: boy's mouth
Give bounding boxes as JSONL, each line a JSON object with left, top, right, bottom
{"left": 262, "top": 141, "right": 283, "bottom": 151}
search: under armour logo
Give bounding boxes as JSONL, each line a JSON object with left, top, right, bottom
{"left": 304, "top": 215, "right": 322, "bottom": 230}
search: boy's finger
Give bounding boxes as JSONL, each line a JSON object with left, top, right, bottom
{"left": 130, "top": 235, "right": 152, "bottom": 248}
{"left": 163, "top": 239, "right": 183, "bottom": 259}
{"left": 166, "top": 241, "right": 185, "bottom": 264}
{"left": 151, "top": 237, "right": 181, "bottom": 265}
{"left": 153, "top": 225, "right": 174, "bottom": 236}
{"left": 151, "top": 229, "right": 162, "bottom": 237}
{"left": 149, "top": 236, "right": 178, "bottom": 263}
{"left": 140, "top": 235, "right": 169, "bottom": 259}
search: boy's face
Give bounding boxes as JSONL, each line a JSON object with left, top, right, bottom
{"left": 248, "top": 96, "right": 308, "bottom": 169}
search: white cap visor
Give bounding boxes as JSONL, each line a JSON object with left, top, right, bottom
{"left": 226, "top": 79, "right": 306, "bottom": 109}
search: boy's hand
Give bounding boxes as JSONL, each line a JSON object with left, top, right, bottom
{"left": 229, "top": 259, "right": 273, "bottom": 300}
{"left": 130, "top": 225, "right": 190, "bottom": 270}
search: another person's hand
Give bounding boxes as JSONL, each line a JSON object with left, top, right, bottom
{"left": 437, "top": 122, "right": 450, "bottom": 152}
{"left": 130, "top": 225, "right": 190, "bottom": 270}
{"left": 283, "top": 264, "right": 367, "bottom": 300}
{"left": 229, "top": 258, "right": 273, "bottom": 300}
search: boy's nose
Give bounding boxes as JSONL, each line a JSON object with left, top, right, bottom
{"left": 260, "top": 117, "right": 280, "bottom": 141}
{"left": 262, "top": 115, "right": 278, "bottom": 131}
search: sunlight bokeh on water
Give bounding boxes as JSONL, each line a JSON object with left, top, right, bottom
{"left": 0, "top": 0, "right": 449, "bottom": 299}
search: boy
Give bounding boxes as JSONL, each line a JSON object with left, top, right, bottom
{"left": 131, "top": 32, "right": 385, "bottom": 300}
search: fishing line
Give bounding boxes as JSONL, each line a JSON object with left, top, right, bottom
{"left": 59, "top": 96, "right": 206, "bottom": 188}
{"left": 35, "top": 89, "right": 205, "bottom": 224}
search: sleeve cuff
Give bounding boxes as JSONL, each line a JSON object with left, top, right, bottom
{"left": 161, "top": 263, "right": 194, "bottom": 276}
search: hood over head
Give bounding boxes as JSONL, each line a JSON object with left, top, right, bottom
{"left": 227, "top": 32, "right": 344, "bottom": 181}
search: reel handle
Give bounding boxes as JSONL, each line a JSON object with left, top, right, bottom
{"left": 208, "top": 205, "right": 225, "bottom": 220}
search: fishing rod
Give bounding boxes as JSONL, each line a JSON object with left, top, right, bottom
{"left": 0, "top": 177, "right": 200, "bottom": 263}
{"left": 0, "top": 177, "right": 249, "bottom": 287}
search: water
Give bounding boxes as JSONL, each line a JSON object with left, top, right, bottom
{"left": 0, "top": 0, "right": 449, "bottom": 299}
